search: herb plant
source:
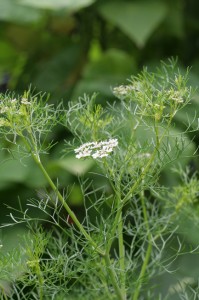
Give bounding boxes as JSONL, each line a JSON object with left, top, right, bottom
{"left": 0, "top": 60, "right": 198, "bottom": 300}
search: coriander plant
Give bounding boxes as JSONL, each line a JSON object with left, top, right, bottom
{"left": 0, "top": 60, "right": 198, "bottom": 300}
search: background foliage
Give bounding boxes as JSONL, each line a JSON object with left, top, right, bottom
{"left": 0, "top": 0, "right": 199, "bottom": 298}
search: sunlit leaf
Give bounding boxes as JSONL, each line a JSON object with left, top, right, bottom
{"left": 19, "top": 0, "right": 95, "bottom": 12}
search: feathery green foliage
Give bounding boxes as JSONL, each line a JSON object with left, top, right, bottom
{"left": 0, "top": 60, "right": 199, "bottom": 300}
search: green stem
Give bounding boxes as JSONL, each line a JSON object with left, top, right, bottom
{"left": 104, "top": 254, "right": 125, "bottom": 300}
{"left": 105, "top": 120, "right": 169, "bottom": 299}
{"left": 118, "top": 209, "right": 126, "bottom": 299}
{"left": 132, "top": 239, "right": 152, "bottom": 300}
{"left": 132, "top": 190, "right": 152, "bottom": 300}
{"left": 102, "top": 160, "right": 123, "bottom": 255}
{"left": 37, "top": 159, "right": 104, "bottom": 256}
{"left": 0, "top": 284, "right": 8, "bottom": 300}
{"left": 21, "top": 136, "right": 105, "bottom": 257}
{"left": 22, "top": 133, "right": 127, "bottom": 299}
{"left": 107, "top": 202, "right": 123, "bottom": 252}
{"left": 102, "top": 160, "right": 126, "bottom": 299}
{"left": 140, "top": 189, "right": 149, "bottom": 233}
{"left": 36, "top": 262, "right": 44, "bottom": 300}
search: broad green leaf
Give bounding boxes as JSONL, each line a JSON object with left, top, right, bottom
{"left": 0, "top": 0, "right": 42, "bottom": 23}
{"left": 98, "top": 1, "right": 168, "bottom": 48}
{"left": 19, "top": 0, "right": 95, "bottom": 12}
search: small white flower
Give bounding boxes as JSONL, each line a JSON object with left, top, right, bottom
{"left": 75, "top": 138, "right": 118, "bottom": 159}
{"left": 113, "top": 83, "right": 141, "bottom": 99}
{"left": 167, "top": 90, "right": 184, "bottom": 103}
{"left": 0, "top": 107, "right": 9, "bottom": 113}
{"left": 92, "top": 151, "right": 109, "bottom": 159}
{"left": 171, "top": 97, "right": 183, "bottom": 103}
{"left": 21, "top": 98, "right": 31, "bottom": 105}
{"left": 113, "top": 85, "right": 133, "bottom": 97}
{"left": 76, "top": 149, "right": 92, "bottom": 159}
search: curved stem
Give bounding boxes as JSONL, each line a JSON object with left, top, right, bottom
{"left": 21, "top": 136, "right": 105, "bottom": 257}
{"left": 22, "top": 133, "right": 128, "bottom": 298}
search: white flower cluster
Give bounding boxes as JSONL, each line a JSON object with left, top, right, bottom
{"left": 113, "top": 85, "right": 133, "bottom": 97}
{"left": 113, "top": 83, "right": 142, "bottom": 99}
{"left": 75, "top": 138, "right": 118, "bottom": 159}
{"left": 21, "top": 98, "right": 31, "bottom": 105}
{"left": 0, "top": 107, "right": 9, "bottom": 114}
{"left": 167, "top": 89, "right": 184, "bottom": 103}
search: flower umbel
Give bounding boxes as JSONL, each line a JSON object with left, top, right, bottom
{"left": 75, "top": 138, "right": 118, "bottom": 159}
{"left": 113, "top": 85, "right": 136, "bottom": 99}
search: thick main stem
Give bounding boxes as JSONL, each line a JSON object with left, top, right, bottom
{"left": 35, "top": 262, "right": 44, "bottom": 300}
{"left": 104, "top": 254, "right": 125, "bottom": 300}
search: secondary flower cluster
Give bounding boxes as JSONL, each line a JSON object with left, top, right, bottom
{"left": 75, "top": 138, "right": 118, "bottom": 159}
{"left": 0, "top": 97, "right": 32, "bottom": 128}
{"left": 113, "top": 85, "right": 135, "bottom": 99}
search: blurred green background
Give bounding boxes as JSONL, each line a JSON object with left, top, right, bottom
{"left": 0, "top": 0, "right": 199, "bottom": 298}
